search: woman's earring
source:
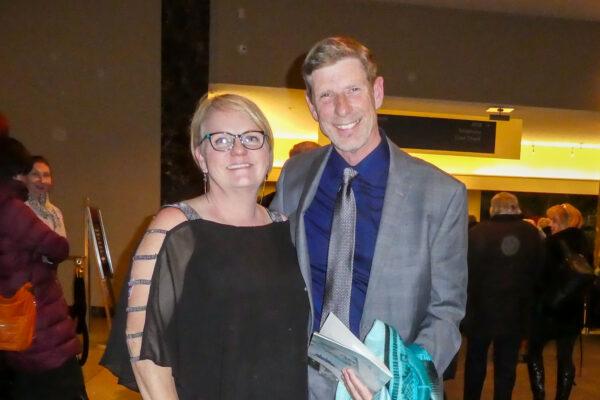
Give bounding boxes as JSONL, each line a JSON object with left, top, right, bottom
{"left": 203, "top": 171, "right": 208, "bottom": 194}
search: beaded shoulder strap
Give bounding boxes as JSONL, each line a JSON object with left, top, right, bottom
{"left": 266, "top": 209, "right": 286, "bottom": 223}
{"left": 164, "top": 201, "right": 201, "bottom": 221}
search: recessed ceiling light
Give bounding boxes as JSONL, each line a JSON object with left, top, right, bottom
{"left": 486, "top": 107, "right": 514, "bottom": 113}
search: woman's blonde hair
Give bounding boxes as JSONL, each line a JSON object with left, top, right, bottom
{"left": 546, "top": 203, "right": 584, "bottom": 230}
{"left": 189, "top": 93, "right": 274, "bottom": 171}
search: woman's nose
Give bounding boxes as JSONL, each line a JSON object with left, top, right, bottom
{"left": 230, "top": 136, "right": 247, "bottom": 154}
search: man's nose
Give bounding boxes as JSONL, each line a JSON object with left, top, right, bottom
{"left": 334, "top": 94, "right": 351, "bottom": 116}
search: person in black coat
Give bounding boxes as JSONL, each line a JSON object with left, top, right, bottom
{"left": 527, "top": 203, "right": 592, "bottom": 400}
{"left": 463, "top": 192, "right": 543, "bottom": 400}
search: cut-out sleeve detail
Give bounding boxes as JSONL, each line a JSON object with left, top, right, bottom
{"left": 126, "top": 223, "right": 170, "bottom": 362}
{"left": 132, "top": 254, "right": 157, "bottom": 261}
{"left": 145, "top": 228, "right": 168, "bottom": 235}
{"left": 126, "top": 332, "right": 144, "bottom": 339}
{"left": 102, "top": 202, "right": 200, "bottom": 390}
{"left": 128, "top": 279, "right": 152, "bottom": 286}
{"left": 125, "top": 202, "right": 200, "bottom": 363}
{"left": 126, "top": 305, "right": 147, "bottom": 313}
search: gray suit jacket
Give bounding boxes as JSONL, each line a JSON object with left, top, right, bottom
{"left": 271, "top": 137, "right": 468, "bottom": 377}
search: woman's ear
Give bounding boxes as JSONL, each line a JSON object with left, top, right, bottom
{"left": 193, "top": 146, "right": 208, "bottom": 173}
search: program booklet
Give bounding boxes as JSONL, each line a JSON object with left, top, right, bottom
{"left": 308, "top": 313, "right": 392, "bottom": 393}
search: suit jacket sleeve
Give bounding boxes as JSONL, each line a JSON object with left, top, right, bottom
{"left": 270, "top": 163, "right": 287, "bottom": 215}
{"left": 413, "top": 182, "right": 467, "bottom": 375}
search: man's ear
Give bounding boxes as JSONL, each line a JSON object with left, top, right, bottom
{"left": 305, "top": 92, "right": 319, "bottom": 122}
{"left": 193, "top": 146, "right": 208, "bottom": 173}
{"left": 373, "top": 76, "right": 384, "bottom": 109}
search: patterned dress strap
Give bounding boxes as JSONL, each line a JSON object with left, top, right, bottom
{"left": 266, "top": 209, "right": 286, "bottom": 222}
{"left": 163, "top": 202, "right": 201, "bottom": 221}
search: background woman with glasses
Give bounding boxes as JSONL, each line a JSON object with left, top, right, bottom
{"left": 102, "top": 93, "right": 309, "bottom": 399}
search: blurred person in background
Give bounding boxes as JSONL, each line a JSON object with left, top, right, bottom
{"left": 24, "top": 156, "right": 67, "bottom": 237}
{"left": 0, "top": 112, "right": 9, "bottom": 137}
{"left": 0, "top": 136, "right": 87, "bottom": 400}
{"left": 537, "top": 217, "right": 552, "bottom": 237}
{"left": 527, "top": 203, "right": 592, "bottom": 400}
{"left": 463, "top": 192, "right": 543, "bottom": 400}
{"left": 289, "top": 140, "right": 321, "bottom": 158}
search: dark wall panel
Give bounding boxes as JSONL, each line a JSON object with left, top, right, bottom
{"left": 162, "top": 0, "right": 211, "bottom": 204}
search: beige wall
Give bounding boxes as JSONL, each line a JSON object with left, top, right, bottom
{"left": 211, "top": 0, "right": 600, "bottom": 112}
{"left": 467, "top": 190, "right": 482, "bottom": 221}
{"left": 0, "top": 1, "right": 161, "bottom": 305}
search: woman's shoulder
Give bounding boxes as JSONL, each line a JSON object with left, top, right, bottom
{"left": 150, "top": 205, "right": 191, "bottom": 233}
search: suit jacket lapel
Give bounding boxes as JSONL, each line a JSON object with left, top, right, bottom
{"left": 360, "top": 138, "right": 413, "bottom": 337}
{"left": 295, "top": 146, "right": 332, "bottom": 330}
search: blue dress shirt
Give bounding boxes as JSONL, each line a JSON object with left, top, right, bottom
{"left": 304, "top": 135, "right": 389, "bottom": 335}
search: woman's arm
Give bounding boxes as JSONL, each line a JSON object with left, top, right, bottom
{"left": 133, "top": 360, "right": 179, "bottom": 400}
{"left": 126, "top": 207, "right": 187, "bottom": 399}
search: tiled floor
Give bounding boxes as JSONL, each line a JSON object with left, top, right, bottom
{"left": 443, "top": 334, "right": 600, "bottom": 400}
{"left": 84, "top": 317, "right": 600, "bottom": 399}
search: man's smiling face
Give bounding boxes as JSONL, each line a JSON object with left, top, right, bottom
{"left": 306, "top": 57, "right": 384, "bottom": 166}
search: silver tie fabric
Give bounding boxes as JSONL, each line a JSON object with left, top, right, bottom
{"left": 322, "top": 167, "right": 358, "bottom": 329}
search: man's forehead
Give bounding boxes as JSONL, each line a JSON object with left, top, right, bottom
{"left": 310, "top": 58, "right": 369, "bottom": 86}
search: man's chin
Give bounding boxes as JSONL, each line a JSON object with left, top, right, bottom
{"left": 332, "top": 143, "right": 364, "bottom": 157}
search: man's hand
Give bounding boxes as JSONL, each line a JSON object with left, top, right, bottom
{"left": 342, "top": 369, "right": 373, "bottom": 400}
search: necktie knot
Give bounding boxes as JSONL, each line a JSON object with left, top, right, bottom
{"left": 343, "top": 167, "right": 358, "bottom": 185}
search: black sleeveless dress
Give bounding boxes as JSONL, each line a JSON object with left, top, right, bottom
{"left": 101, "top": 206, "right": 309, "bottom": 399}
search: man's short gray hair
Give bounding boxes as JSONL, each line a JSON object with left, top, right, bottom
{"left": 302, "top": 36, "right": 378, "bottom": 101}
{"left": 490, "top": 192, "right": 522, "bottom": 217}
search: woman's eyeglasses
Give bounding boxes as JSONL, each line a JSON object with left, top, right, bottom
{"left": 201, "top": 131, "right": 267, "bottom": 152}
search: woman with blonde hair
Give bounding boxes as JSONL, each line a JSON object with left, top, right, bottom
{"left": 527, "top": 203, "right": 592, "bottom": 400}
{"left": 102, "top": 93, "right": 308, "bottom": 399}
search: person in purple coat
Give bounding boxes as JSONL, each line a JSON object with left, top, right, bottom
{"left": 0, "top": 136, "right": 87, "bottom": 399}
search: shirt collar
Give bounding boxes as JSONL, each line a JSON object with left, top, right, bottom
{"left": 328, "top": 130, "right": 389, "bottom": 185}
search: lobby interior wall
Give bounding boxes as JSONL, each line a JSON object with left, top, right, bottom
{"left": 210, "top": 0, "right": 600, "bottom": 112}
{"left": 467, "top": 190, "right": 482, "bottom": 222}
{"left": 0, "top": 2, "right": 161, "bottom": 306}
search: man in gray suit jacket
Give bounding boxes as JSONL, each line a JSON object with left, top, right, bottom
{"left": 271, "top": 36, "right": 467, "bottom": 400}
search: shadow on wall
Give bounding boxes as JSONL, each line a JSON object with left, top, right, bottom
{"left": 285, "top": 53, "right": 307, "bottom": 89}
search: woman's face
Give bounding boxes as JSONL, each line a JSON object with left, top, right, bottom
{"left": 194, "top": 108, "right": 270, "bottom": 193}
{"left": 26, "top": 161, "right": 52, "bottom": 198}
